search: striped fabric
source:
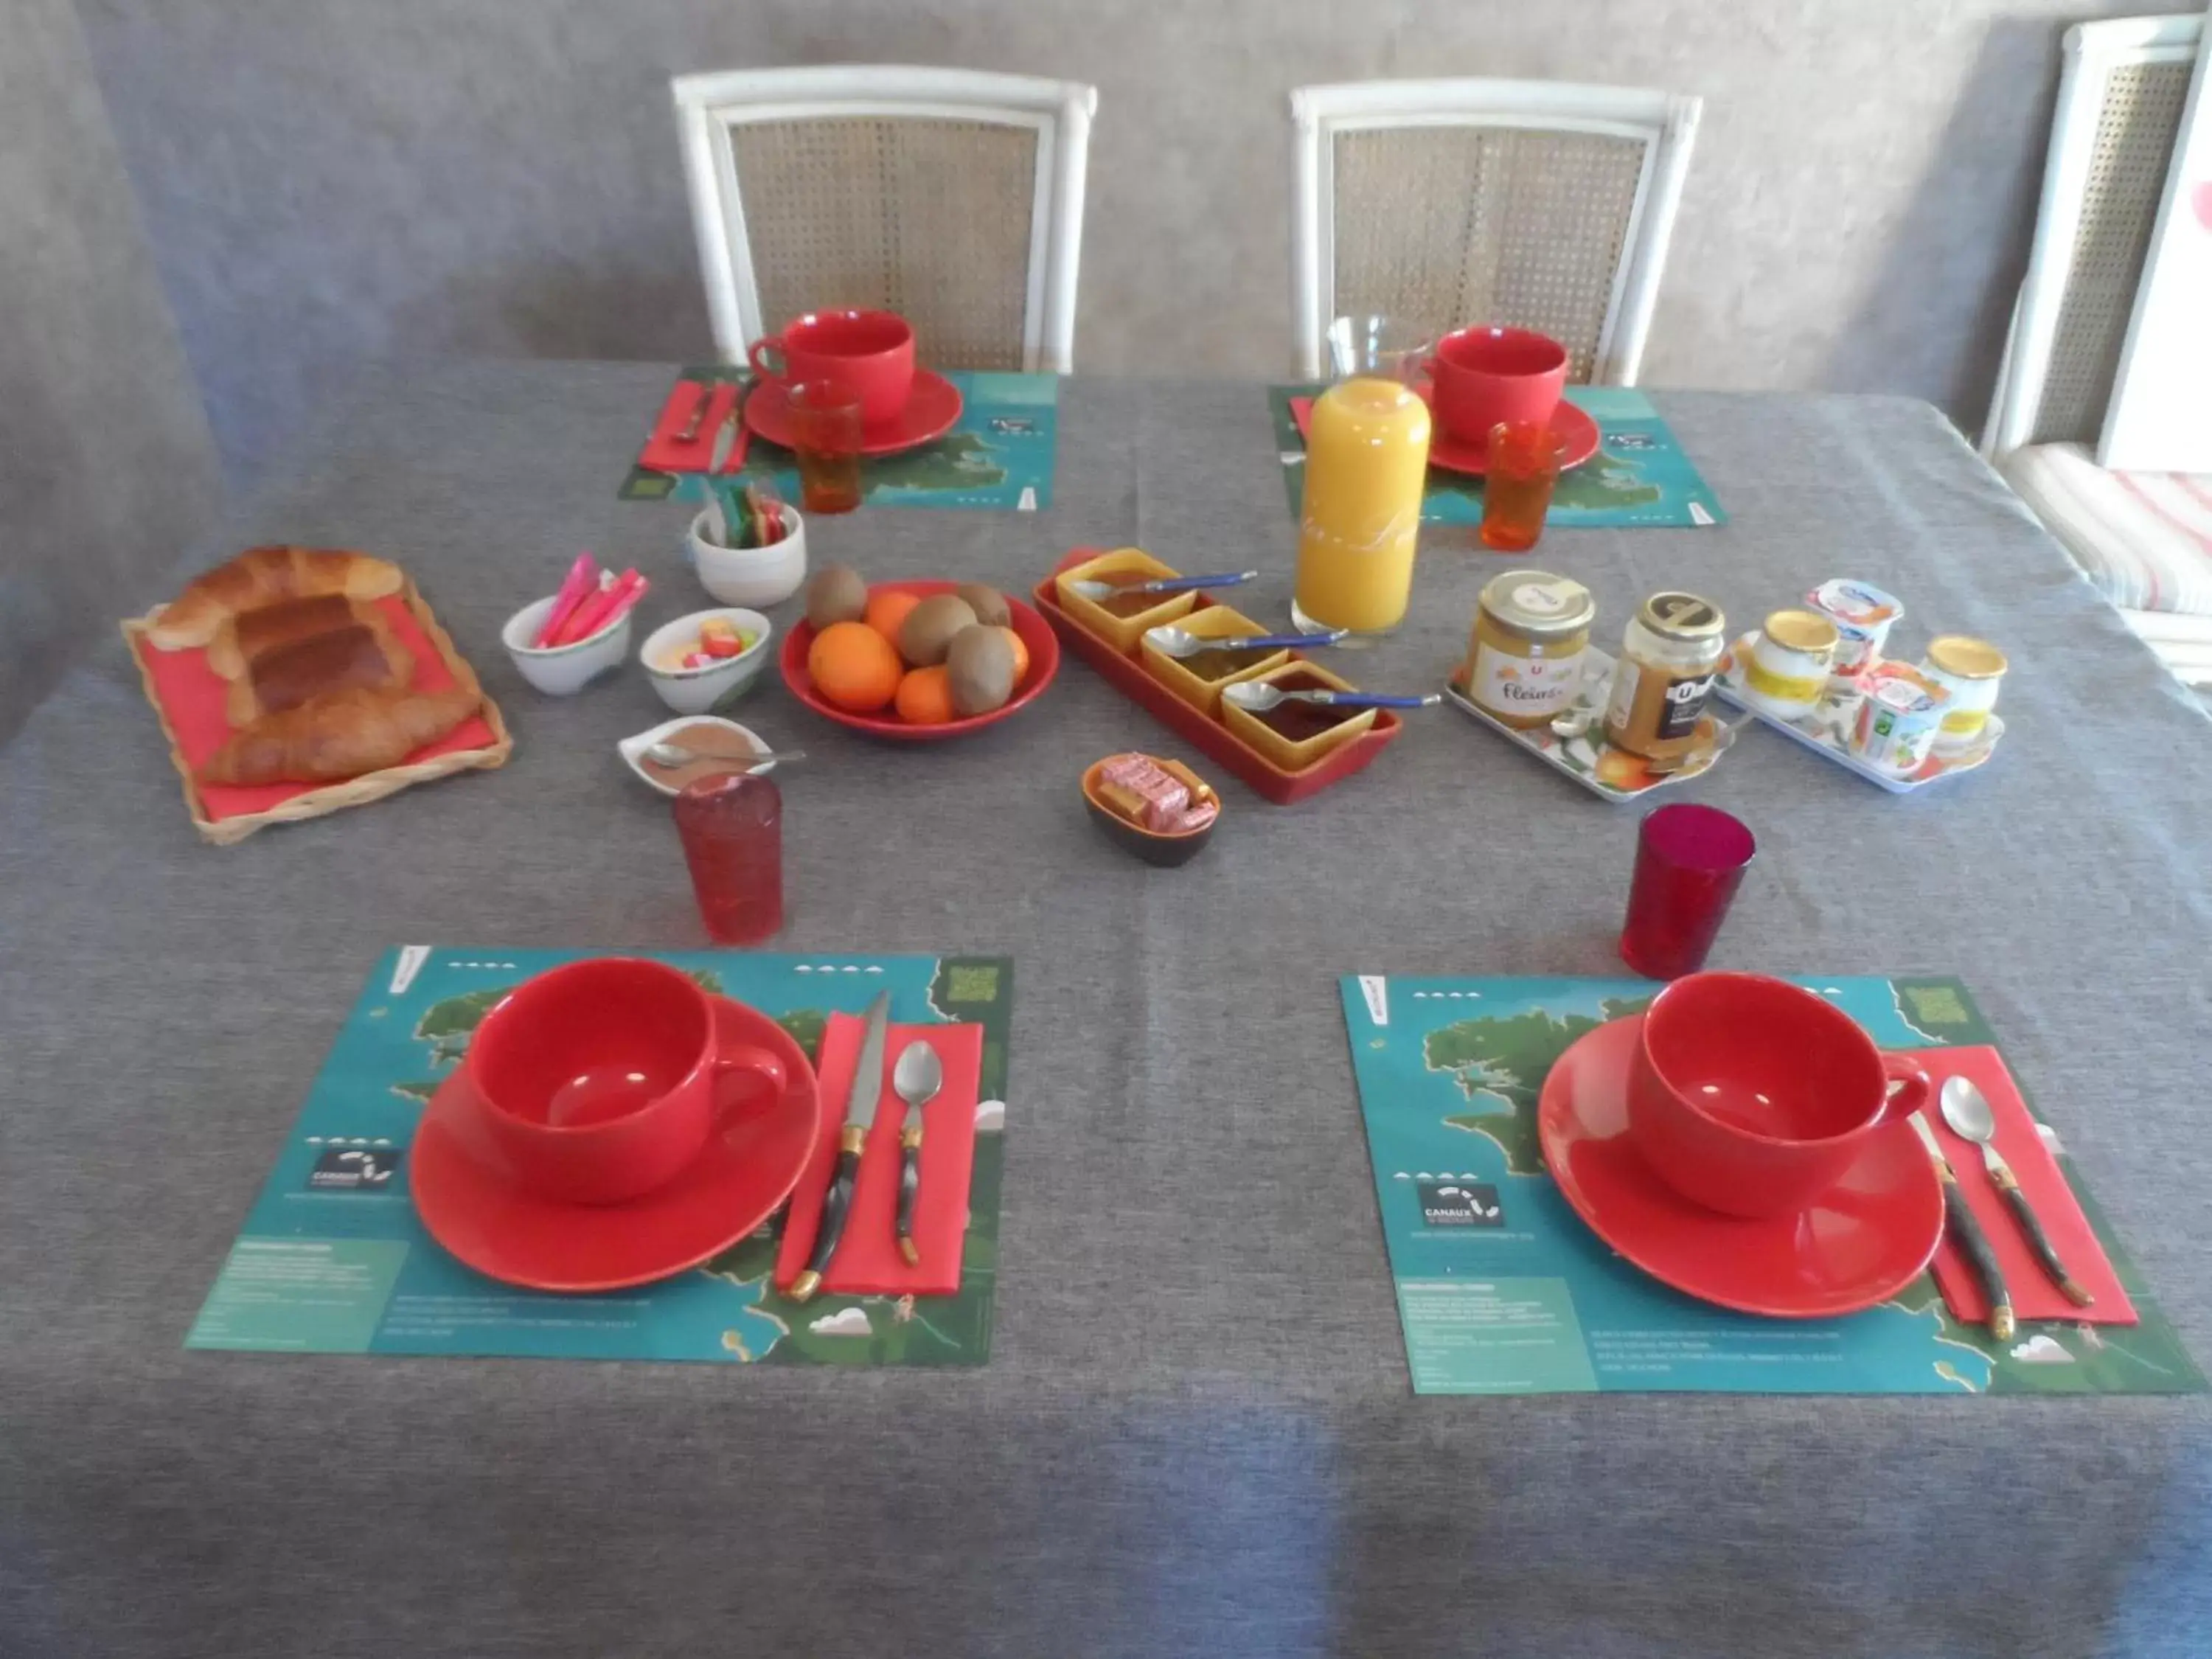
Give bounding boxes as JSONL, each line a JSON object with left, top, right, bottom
{"left": 2005, "top": 442, "right": 2212, "bottom": 618}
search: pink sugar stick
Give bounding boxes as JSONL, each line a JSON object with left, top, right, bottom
{"left": 534, "top": 552, "right": 601, "bottom": 647}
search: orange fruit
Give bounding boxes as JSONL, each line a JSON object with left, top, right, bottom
{"left": 999, "top": 625, "right": 1030, "bottom": 687}
{"left": 865, "top": 588, "right": 923, "bottom": 651}
{"left": 894, "top": 664, "right": 957, "bottom": 725}
{"left": 807, "top": 621, "right": 902, "bottom": 713}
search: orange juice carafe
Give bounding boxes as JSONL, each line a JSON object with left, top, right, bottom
{"left": 1292, "top": 378, "right": 1432, "bottom": 637}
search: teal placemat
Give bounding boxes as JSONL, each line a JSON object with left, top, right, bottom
{"left": 187, "top": 947, "right": 1011, "bottom": 1366}
{"left": 622, "top": 367, "right": 1057, "bottom": 512}
{"left": 1271, "top": 385, "right": 1725, "bottom": 529}
{"left": 1340, "top": 973, "right": 2200, "bottom": 1396}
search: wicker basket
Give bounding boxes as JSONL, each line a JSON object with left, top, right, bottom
{"left": 121, "top": 576, "right": 513, "bottom": 845}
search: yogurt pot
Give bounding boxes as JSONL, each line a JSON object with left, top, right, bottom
{"left": 1738, "top": 608, "right": 1840, "bottom": 723}
{"left": 1848, "top": 662, "right": 1949, "bottom": 777}
{"left": 1806, "top": 579, "right": 1903, "bottom": 676}
{"left": 1920, "top": 634, "right": 2008, "bottom": 754}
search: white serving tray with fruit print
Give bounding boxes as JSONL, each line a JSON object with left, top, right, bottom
{"left": 1442, "top": 646, "right": 1740, "bottom": 803}
{"left": 1713, "top": 635, "right": 2002, "bottom": 795}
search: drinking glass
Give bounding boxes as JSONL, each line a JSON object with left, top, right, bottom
{"left": 787, "top": 380, "right": 863, "bottom": 515}
{"left": 1618, "top": 803, "right": 1756, "bottom": 979}
{"left": 674, "top": 772, "right": 784, "bottom": 945}
{"left": 1326, "top": 314, "right": 1433, "bottom": 384}
{"left": 1479, "top": 420, "right": 1568, "bottom": 552}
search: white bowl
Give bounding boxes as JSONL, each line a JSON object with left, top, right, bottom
{"left": 640, "top": 607, "right": 774, "bottom": 714}
{"left": 501, "top": 595, "right": 633, "bottom": 696}
{"left": 689, "top": 506, "right": 807, "bottom": 608}
{"left": 616, "top": 715, "right": 775, "bottom": 797}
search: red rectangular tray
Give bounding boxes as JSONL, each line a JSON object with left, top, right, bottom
{"left": 1032, "top": 549, "right": 1403, "bottom": 804}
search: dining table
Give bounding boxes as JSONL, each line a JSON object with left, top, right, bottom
{"left": 3, "top": 361, "right": 2211, "bottom": 1659}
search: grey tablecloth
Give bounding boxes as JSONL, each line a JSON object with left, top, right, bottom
{"left": 4, "top": 365, "right": 2210, "bottom": 1659}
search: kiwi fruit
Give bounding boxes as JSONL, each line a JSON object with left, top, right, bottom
{"left": 953, "top": 582, "right": 1012, "bottom": 628}
{"left": 897, "top": 594, "right": 979, "bottom": 667}
{"left": 945, "top": 624, "right": 1017, "bottom": 717}
{"left": 804, "top": 566, "right": 868, "bottom": 630}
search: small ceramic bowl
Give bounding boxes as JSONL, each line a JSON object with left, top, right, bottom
{"left": 501, "top": 595, "right": 633, "bottom": 696}
{"left": 616, "top": 715, "right": 774, "bottom": 797}
{"left": 1137, "top": 604, "right": 1291, "bottom": 717}
{"left": 1218, "top": 658, "right": 1379, "bottom": 771}
{"left": 1081, "top": 754, "right": 1220, "bottom": 867}
{"left": 640, "top": 607, "right": 774, "bottom": 714}
{"left": 1053, "top": 548, "right": 1197, "bottom": 653}
{"left": 688, "top": 506, "right": 807, "bottom": 608}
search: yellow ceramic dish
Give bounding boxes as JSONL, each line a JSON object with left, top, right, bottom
{"left": 1137, "top": 605, "right": 1291, "bottom": 717}
{"left": 1053, "top": 548, "right": 1198, "bottom": 654}
{"left": 1217, "top": 658, "right": 1379, "bottom": 771}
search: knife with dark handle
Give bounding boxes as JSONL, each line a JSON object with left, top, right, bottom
{"left": 1989, "top": 1161, "right": 2095, "bottom": 1307}
{"left": 787, "top": 990, "right": 891, "bottom": 1303}
{"left": 1912, "top": 1113, "right": 2015, "bottom": 1340}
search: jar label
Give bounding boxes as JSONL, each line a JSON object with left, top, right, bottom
{"left": 1472, "top": 641, "right": 1585, "bottom": 719}
{"left": 1605, "top": 658, "right": 1715, "bottom": 752}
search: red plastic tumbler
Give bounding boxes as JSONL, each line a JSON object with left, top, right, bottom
{"left": 673, "top": 771, "right": 784, "bottom": 945}
{"left": 1618, "top": 802, "right": 1756, "bottom": 979}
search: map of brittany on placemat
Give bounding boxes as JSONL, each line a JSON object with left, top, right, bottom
{"left": 187, "top": 947, "right": 1011, "bottom": 1366}
{"left": 619, "top": 368, "right": 1058, "bottom": 512}
{"left": 1270, "top": 385, "right": 1725, "bottom": 529}
{"left": 1340, "top": 974, "right": 2201, "bottom": 1396}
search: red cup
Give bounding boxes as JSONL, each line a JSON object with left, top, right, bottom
{"left": 1427, "top": 326, "right": 1568, "bottom": 446}
{"left": 461, "top": 958, "right": 787, "bottom": 1205}
{"left": 1627, "top": 973, "right": 1932, "bottom": 1218}
{"left": 748, "top": 309, "right": 915, "bottom": 425}
{"left": 1619, "top": 803, "right": 1756, "bottom": 980}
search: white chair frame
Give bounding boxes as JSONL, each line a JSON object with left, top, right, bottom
{"left": 1289, "top": 78, "right": 1703, "bottom": 384}
{"left": 1980, "top": 14, "right": 2202, "bottom": 463}
{"left": 671, "top": 66, "right": 1096, "bottom": 374}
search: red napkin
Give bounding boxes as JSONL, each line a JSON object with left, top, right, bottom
{"left": 1921, "top": 1046, "right": 2137, "bottom": 1326}
{"left": 639, "top": 379, "right": 743, "bottom": 473}
{"left": 774, "top": 1015, "right": 984, "bottom": 1297}
{"left": 1290, "top": 395, "right": 1315, "bottom": 441}
{"left": 131, "top": 593, "right": 499, "bottom": 824}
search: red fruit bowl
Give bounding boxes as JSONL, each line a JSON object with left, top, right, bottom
{"left": 779, "top": 580, "right": 1061, "bottom": 741}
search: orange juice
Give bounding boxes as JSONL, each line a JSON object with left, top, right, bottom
{"left": 1293, "top": 378, "right": 1432, "bottom": 636}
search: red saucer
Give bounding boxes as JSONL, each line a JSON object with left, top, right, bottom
{"left": 411, "top": 998, "right": 819, "bottom": 1293}
{"left": 1418, "top": 386, "right": 1602, "bottom": 477}
{"left": 743, "top": 369, "right": 963, "bottom": 457}
{"left": 1538, "top": 1015, "right": 1943, "bottom": 1319}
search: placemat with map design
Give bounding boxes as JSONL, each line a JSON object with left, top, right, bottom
{"left": 187, "top": 947, "right": 1010, "bottom": 1366}
{"left": 619, "top": 367, "right": 1057, "bottom": 512}
{"left": 1340, "top": 973, "right": 2201, "bottom": 1395}
{"left": 1271, "top": 384, "right": 1725, "bottom": 529}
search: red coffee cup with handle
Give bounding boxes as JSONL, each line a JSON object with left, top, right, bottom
{"left": 460, "top": 957, "right": 787, "bottom": 1206}
{"left": 1626, "top": 972, "right": 1930, "bottom": 1219}
{"left": 1427, "top": 326, "right": 1568, "bottom": 447}
{"left": 748, "top": 309, "right": 916, "bottom": 426}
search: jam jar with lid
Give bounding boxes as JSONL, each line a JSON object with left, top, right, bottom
{"left": 1463, "top": 571, "right": 1596, "bottom": 729}
{"left": 1602, "top": 592, "right": 1726, "bottom": 762}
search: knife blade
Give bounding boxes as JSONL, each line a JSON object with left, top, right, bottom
{"left": 706, "top": 403, "right": 740, "bottom": 476}
{"left": 1910, "top": 1111, "right": 2015, "bottom": 1340}
{"left": 788, "top": 990, "right": 891, "bottom": 1302}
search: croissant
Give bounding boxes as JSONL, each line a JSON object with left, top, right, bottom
{"left": 198, "top": 683, "right": 482, "bottom": 786}
{"left": 150, "top": 546, "right": 403, "bottom": 650}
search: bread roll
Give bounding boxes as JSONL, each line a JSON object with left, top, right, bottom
{"left": 198, "top": 683, "right": 482, "bottom": 786}
{"left": 150, "top": 546, "right": 403, "bottom": 650}
{"left": 205, "top": 594, "right": 364, "bottom": 679}
{"left": 223, "top": 622, "right": 415, "bottom": 727}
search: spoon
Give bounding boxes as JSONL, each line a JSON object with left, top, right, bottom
{"left": 1222, "top": 682, "right": 1440, "bottom": 712}
{"left": 1146, "top": 624, "right": 1348, "bottom": 658}
{"left": 891, "top": 1040, "right": 944, "bottom": 1267}
{"left": 1938, "top": 1074, "right": 2093, "bottom": 1307}
{"left": 1066, "top": 569, "right": 1259, "bottom": 602}
{"left": 644, "top": 741, "right": 804, "bottom": 771}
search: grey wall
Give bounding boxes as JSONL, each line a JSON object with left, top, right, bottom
{"left": 0, "top": 0, "right": 219, "bottom": 736}
{"left": 71, "top": 0, "right": 2156, "bottom": 484}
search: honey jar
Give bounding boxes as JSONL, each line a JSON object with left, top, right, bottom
{"left": 1464, "top": 571, "right": 1595, "bottom": 729}
{"left": 1602, "top": 592, "right": 1725, "bottom": 761}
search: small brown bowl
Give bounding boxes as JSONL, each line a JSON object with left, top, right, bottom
{"left": 1081, "top": 754, "right": 1220, "bottom": 867}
